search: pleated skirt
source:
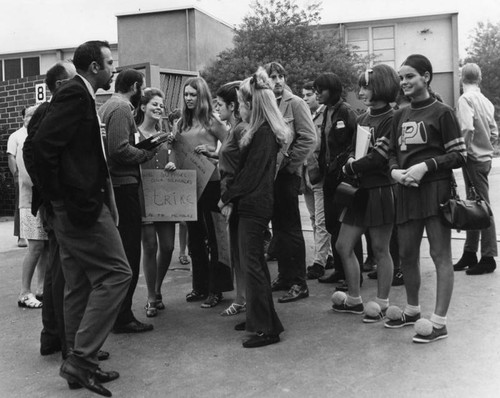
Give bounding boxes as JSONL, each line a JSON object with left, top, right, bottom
{"left": 340, "top": 185, "right": 396, "bottom": 228}
{"left": 395, "top": 178, "right": 451, "bottom": 225}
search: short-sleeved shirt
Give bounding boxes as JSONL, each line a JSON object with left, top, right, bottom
{"left": 7, "top": 127, "right": 32, "bottom": 208}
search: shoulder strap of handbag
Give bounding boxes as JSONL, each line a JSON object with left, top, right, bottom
{"left": 451, "top": 166, "right": 482, "bottom": 202}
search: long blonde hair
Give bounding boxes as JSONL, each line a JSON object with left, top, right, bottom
{"left": 238, "top": 67, "right": 290, "bottom": 148}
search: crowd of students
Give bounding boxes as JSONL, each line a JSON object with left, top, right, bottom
{"left": 12, "top": 38, "right": 497, "bottom": 396}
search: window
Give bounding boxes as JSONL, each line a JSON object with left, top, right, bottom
{"left": 4, "top": 59, "right": 21, "bottom": 80}
{"left": 23, "top": 57, "right": 40, "bottom": 77}
{"left": 346, "top": 25, "right": 395, "bottom": 68}
{"left": 1, "top": 56, "right": 40, "bottom": 81}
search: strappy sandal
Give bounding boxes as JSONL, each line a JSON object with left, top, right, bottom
{"left": 220, "top": 303, "right": 246, "bottom": 316}
{"left": 155, "top": 293, "right": 165, "bottom": 310}
{"left": 201, "top": 293, "right": 223, "bottom": 308}
{"left": 179, "top": 255, "right": 190, "bottom": 265}
{"left": 145, "top": 301, "right": 158, "bottom": 318}
{"left": 186, "top": 290, "right": 208, "bottom": 302}
{"left": 18, "top": 293, "right": 43, "bottom": 309}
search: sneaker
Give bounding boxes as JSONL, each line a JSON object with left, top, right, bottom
{"left": 363, "top": 308, "right": 387, "bottom": 323}
{"left": 384, "top": 312, "right": 421, "bottom": 328}
{"left": 332, "top": 299, "right": 364, "bottom": 314}
{"left": 453, "top": 251, "right": 478, "bottom": 271}
{"left": 392, "top": 271, "right": 404, "bottom": 286}
{"left": 413, "top": 326, "right": 448, "bottom": 343}
{"left": 306, "top": 263, "right": 325, "bottom": 279}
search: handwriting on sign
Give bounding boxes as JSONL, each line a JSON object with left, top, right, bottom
{"left": 141, "top": 169, "right": 197, "bottom": 222}
{"left": 153, "top": 191, "right": 195, "bottom": 206}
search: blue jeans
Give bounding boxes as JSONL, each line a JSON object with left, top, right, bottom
{"left": 463, "top": 159, "right": 498, "bottom": 257}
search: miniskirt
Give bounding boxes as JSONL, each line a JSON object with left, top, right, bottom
{"left": 340, "top": 185, "right": 396, "bottom": 228}
{"left": 395, "top": 178, "right": 451, "bottom": 225}
{"left": 20, "top": 208, "right": 48, "bottom": 240}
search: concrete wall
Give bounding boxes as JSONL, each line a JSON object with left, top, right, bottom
{"left": 194, "top": 10, "right": 235, "bottom": 72}
{"left": 118, "top": 10, "right": 192, "bottom": 70}
{"left": 117, "top": 8, "right": 234, "bottom": 72}
{"left": 328, "top": 13, "right": 459, "bottom": 109}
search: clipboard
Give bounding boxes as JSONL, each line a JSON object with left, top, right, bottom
{"left": 135, "top": 132, "right": 170, "bottom": 150}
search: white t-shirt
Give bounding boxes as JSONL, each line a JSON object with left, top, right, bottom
{"left": 6, "top": 127, "right": 32, "bottom": 208}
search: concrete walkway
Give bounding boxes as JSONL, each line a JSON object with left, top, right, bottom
{"left": 1, "top": 163, "right": 499, "bottom": 398}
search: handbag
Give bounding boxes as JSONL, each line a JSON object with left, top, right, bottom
{"left": 440, "top": 169, "right": 492, "bottom": 231}
{"left": 334, "top": 180, "right": 368, "bottom": 210}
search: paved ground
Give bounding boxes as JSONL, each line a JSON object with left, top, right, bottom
{"left": 1, "top": 164, "right": 499, "bottom": 398}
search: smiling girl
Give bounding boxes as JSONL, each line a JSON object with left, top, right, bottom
{"left": 385, "top": 54, "right": 466, "bottom": 343}
{"left": 333, "top": 64, "right": 400, "bottom": 321}
{"left": 135, "top": 88, "right": 176, "bottom": 317}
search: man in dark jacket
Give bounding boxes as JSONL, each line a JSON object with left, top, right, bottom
{"left": 33, "top": 41, "right": 131, "bottom": 397}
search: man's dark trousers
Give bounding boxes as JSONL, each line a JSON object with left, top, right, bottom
{"left": 113, "top": 183, "right": 142, "bottom": 327}
{"left": 273, "top": 172, "right": 307, "bottom": 287}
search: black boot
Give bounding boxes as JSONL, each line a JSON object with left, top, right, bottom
{"left": 466, "top": 256, "right": 496, "bottom": 275}
{"left": 453, "top": 251, "right": 478, "bottom": 271}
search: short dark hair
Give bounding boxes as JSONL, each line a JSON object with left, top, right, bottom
{"left": 45, "top": 61, "right": 72, "bottom": 92}
{"left": 114, "top": 69, "right": 144, "bottom": 93}
{"left": 313, "top": 73, "right": 343, "bottom": 105}
{"left": 73, "top": 40, "right": 110, "bottom": 72}
{"left": 303, "top": 81, "right": 315, "bottom": 91}
{"left": 216, "top": 81, "right": 241, "bottom": 119}
{"left": 358, "top": 64, "right": 400, "bottom": 103}
{"left": 264, "top": 62, "right": 287, "bottom": 77}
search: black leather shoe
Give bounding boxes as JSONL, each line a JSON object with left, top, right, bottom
{"left": 318, "top": 270, "right": 345, "bottom": 284}
{"left": 243, "top": 333, "right": 280, "bottom": 348}
{"left": 97, "top": 350, "right": 110, "bottom": 361}
{"left": 113, "top": 320, "right": 154, "bottom": 334}
{"left": 306, "top": 263, "right": 325, "bottom": 280}
{"left": 270, "top": 277, "right": 290, "bottom": 292}
{"left": 60, "top": 361, "right": 112, "bottom": 397}
{"left": 68, "top": 367, "right": 120, "bottom": 389}
{"left": 466, "top": 256, "right": 496, "bottom": 275}
{"left": 277, "top": 284, "right": 309, "bottom": 303}
{"left": 454, "top": 251, "right": 478, "bottom": 271}
{"left": 234, "top": 322, "right": 246, "bottom": 331}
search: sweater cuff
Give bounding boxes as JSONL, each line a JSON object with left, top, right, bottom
{"left": 424, "top": 158, "right": 437, "bottom": 173}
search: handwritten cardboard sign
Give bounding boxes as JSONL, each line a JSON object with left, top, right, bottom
{"left": 211, "top": 211, "right": 230, "bottom": 267}
{"left": 172, "top": 134, "right": 216, "bottom": 200}
{"left": 142, "top": 169, "right": 197, "bottom": 222}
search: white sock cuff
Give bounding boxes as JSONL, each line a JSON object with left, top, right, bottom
{"left": 375, "top": 297, "right": 389, "bottom": 309}
{"left": 404, "top": 304, "right": 421, "bottom": 316}
{"left": 346, "top": 295, "right": 363, "bottom": 305}
{"left": 430, "top": 313, "right": 447, "bottom": 327}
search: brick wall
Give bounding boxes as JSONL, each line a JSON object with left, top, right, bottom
{"left": 0, "top": 74, "right": 46, "bottom": 216}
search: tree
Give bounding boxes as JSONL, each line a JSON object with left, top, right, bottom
{"left": 201, "top": 0, "right": 362, "bottom": 96}
{"left": 465, "top": 21, "right": 500, "bottom": 112}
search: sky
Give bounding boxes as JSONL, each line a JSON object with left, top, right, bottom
{"left": 1, "top": 0, "right": 500, "bottom": 57}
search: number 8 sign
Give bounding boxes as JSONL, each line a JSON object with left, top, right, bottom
{"left": 35, "top": 83, "right": 46, "bottom": 104}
